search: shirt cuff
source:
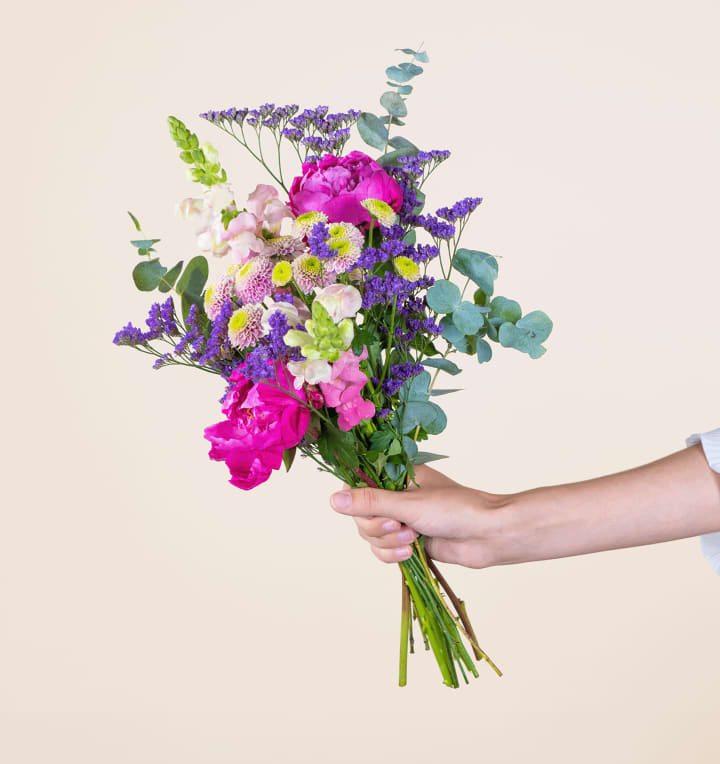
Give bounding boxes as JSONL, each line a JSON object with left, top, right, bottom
{"left": 686, "top": 428, "right": 720, "bottom": 574}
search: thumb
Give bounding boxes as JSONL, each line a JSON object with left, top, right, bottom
{"left": 330, "top": 487, "right": 415, "bottom": 525}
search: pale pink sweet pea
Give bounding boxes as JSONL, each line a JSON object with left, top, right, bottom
{"left": 222, "top": 211, "right": 267, "bottom": 263}
{"left": 204, "top": 364, "right": 310, "bottom": 490}
{"left": 314, "top": 284, "right": 362, "bottom": 323}
{"left": 319, "top": 347, "right": 375, "bottom": 431}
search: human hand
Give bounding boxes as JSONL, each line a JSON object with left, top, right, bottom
{"left": 330, "top": 465, "right": 509, "bottom": 568}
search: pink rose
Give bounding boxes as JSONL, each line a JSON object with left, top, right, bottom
{"left": 319, "top": 347, "right": 376, "bottom": 431}
{"left": 204, "top": 364, "right": 310, "bottom": 490}
{"left": 288, "top": 151, "right": 403, "bottom": 227}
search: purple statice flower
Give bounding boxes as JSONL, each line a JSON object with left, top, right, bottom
{"left": 152, "top": 353, "right": 173, "bottom": 370}
{"left": 436, "top": 197, "right": 483, "bottom": 222}
{"left": 242, "top": 310, "right": 301, "bottom": 383}
{"left": 307, "top": 221, "right": 332, "bottom": 258}
{"left": 159, "top": 297, "right": 179, "bottom": 335}
{"left": 281, "top": 127, "right": 304, "bottom": 142}
{"left": 196, "top": 299, "right": 235, "bottom": 368}
{"left": 112, "top": 322, "right": 146, "bottom": 346}
{"left": 376, "top": 408, "right": 391, "bottom": 419}
{"left": 382, "top": 362, "right": 424, "bottom": 397}
{"left": 362, "top": 273, "right": 435, "bottom": 310}
{"left": 273, "top": 292, "right": 295, "bottom": 304}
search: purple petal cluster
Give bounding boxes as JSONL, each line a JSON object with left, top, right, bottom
{"left": 242, "top": 310, "right": 301, "bottom": 383}
{"left": 113, "top": 297, "right": 178, "bottom": 346}
{"left": 307, "top": 221, "right": 332, "bottom": 259}
{"left": 362, "top": 273, "right": 435, "bottom": 310}
{"left": 382, "top": 362, "right": 424, "bottom": 396}
{"left": 436, "top": 197, "right": 483, "bottom": 222}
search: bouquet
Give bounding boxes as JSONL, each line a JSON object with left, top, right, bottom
{"left": 114, "top": 47, "right": 552, "bottom": 688}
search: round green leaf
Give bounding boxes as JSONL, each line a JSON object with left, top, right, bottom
{"left": 132, "top": 259, "right": 167, "bottom": 291}
{"left": 452, "top": 301, "right": 487, "bottom": 335}
{"left": 440, "top": 315, "right": 469, "bottom": 352}
{"left": 380, "top": 91, "right": 408, "bottom": 118}
{"left": 385, "top": 65, "right": 414, "bottom": 83}
{"left": 357, "top": 112, "right": 388, "bottom": 151}
{"left": 426, "top": 280, "right": 461, "bottom": 314}
{"left": 452, "top": 249, "right": 498, "bottom": 296}
{"left": 176, "top": 255, "right": 209, "bottom": 300}
{"left": 490, "top": 296, "right": 522, "bottom": 323}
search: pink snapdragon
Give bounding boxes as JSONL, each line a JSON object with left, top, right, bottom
{"left": 319, "top": 347, "right": 375, "bottom": 431}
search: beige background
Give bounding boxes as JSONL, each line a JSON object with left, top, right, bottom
{"left": 3, "top": 0, "right": 720, "bottom": 761}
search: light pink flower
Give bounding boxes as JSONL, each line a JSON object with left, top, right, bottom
{"left": 319, "top": 347, "right": 375, "bottom": 431}
{"left": 314, "top": 284, "right": 362, "bottom": 322}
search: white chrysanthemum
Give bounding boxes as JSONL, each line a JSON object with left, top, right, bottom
{"left": 204, "top": 273, "right": 237, "bottom": 320}
{"left": 292, "top": 211, "right": 328, "bottom": 237}
{"left": 234, "top": 257, "right": 273, "bottom": 303}
{"left": 227, "top": 304, "right": 263, "bottom": 349}
{"left": 263, "top": 235, "right": 306, "bottom": 259}
{"left": 292, "top": 253, "right": 335, "bottom": 293}
{"left": 324, "top": 236, "right": 362, "bottom": 274}
{"left": 327, "top": 221, "right": 364, "bottom": 247}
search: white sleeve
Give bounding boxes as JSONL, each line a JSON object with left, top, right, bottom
{"left": 686, "top": 428, "right": 720, "bottom": 574}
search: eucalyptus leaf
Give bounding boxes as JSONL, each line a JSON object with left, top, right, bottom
{"left": 380, "top": 91, "right": 408, "bottom": 118}
{"left": 498, "top": 311, "right": 553, "bottom": 359}
{"left": 131, "top": 238, "right": 161, "bottom": 251}
{"left": 423, "top": 403, "right": 447, "bottom": 435}
{"left": 385, "top": 462, "right": 406, "bottom": 481}
{"left": 440, "top": 316, "right": 469, "bottom": 352}
{"left": 398, "top": 62, "right": 424, "bottom": 76}
{"left": 157, "top": 260, "right": 183, "bottom": 293}
{"left": 132, "top": 259, "right": 167, "bottom": 292}
{"left": 369, "top": 429, "right": 395, "bottom": 452}
{"left": 476, "top": 339, "right": 493, "bottom": 363}
{"left": 430, "top": 388, "right": 462, "bottom": 396}
{"left": 426, "top": 280, "right": 461, "bottom": 314}
{"left": 127, "top": 211, "right": 142, "bottom": 231}
{"left": 399, "top": 401, "right": 439, "bottom": 433}
{"left": 421, "top": 357, "right": 461, "bottom": 376}
{"left": 402, "top": 436, "right": 418, "bottom": 459}
{"left": 452, "top": 301, "right": 487, "bottom": 335}
{"left": 376, "top": 147, "right": 416, "bottom": 168}
{"left": 453, "top": 249, "right": 499, "bottom": 296}
{"left": 396, "top": 85, "right": 413, "bottom": 95}
{"left": 357, "top": 111, "right": 388, "bottom": 150}
{"left": 176, "top": 255, "right": 209, "bottom": 301}
{"left": 490, "top": 296, "right": 522, "bottom": 323}
{"left": 385, "top": 65, "right": 414, "bottom": 83}
{"left": 413, "top": 452, "right": 448, "bottom": 465}
{"left": 413, "top": 50, "right": 429, "bottom": 63}
{"left": 388, "top": 136, "right": 417, "bottom": 151}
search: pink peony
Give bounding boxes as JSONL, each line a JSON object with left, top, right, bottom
{"left": 204, "top": 364, "right": 310, "bottom": 490}
{"left": 288, "top": 151, "right": 403, "bottom": 228}
{"left": 319, "top": 347, "right": 375, "bottom": 431}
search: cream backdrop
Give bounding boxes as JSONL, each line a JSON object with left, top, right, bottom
{"left": 3, "top": 0, "right": 720, "bottom": 762}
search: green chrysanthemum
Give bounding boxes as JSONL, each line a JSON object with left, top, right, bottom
{"left": 394, "top": 255, "right": 421, "bottom": 281}
{"left": 272, "top": 260, "right": 293, "bottom": 287}
{"left": 361, "top": 198, "right": 398, "bottom": 227}
{"left": 292, "top": 210, "right": 328, "bottom": 236}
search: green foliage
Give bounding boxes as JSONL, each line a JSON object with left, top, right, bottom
{"left": 498, "top": 311, "right": 553, "bottom": 358}
{"left": 167, "top": 115, "right": 227, "bottom": 187}
{"left": 283, "top": 447, "right": 296, "bottom": 472}
{"left": 430, "top": 388, "right": 462, "bottom": 396}
{"left": 369, "top": 429, "right": 395, "bottom": 452}
{"left": 357, "top": 112, "right": 388, "bottom": 150}
{"left": 426, "top": 280, "right": 461, "bottom": 314}
{"left": 127, "top": 211, "right": 142, "bottom": 231}
{"left": 489, "top": 296, "right": 522, "bottom": 323}
{"left": 440, "top": 315, "right": 469, "bottom": 352}
{"left": 395, "top": 48, "right": 429, "bottom": 63}
{"left": 158, "top": 261, "right": 184, "bottom": 293}
{"left": 476, "top": 339, "right": 493, "bottom": 363}
{"left": 380, "top": 91, "right": 408, "bottom": 117}
{"left": 421, "top": 357, "right": 461, "bottom": 376}
{"left": 413, "top": 452, "right": 448, "bottom": 465}
{"left": 318, "top": 423, "right": 359, "bottom": 470}
{"left": 452, "top": 301, "right": 488, "bottom": 335}
{"left": 132, "top": 259, "right": 168, "bottom": 291}
{"left": 130, "top": 238, "right": 161, "bottom": 256}
{"left": 175, "top": 255, "right": 209, "bottom": 305}
{"left": 452, "top": 249, "right": 498, "bottom": 296}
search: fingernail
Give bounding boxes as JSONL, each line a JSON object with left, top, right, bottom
{"left": 396, "top": 546, "right": 412, "bottom": 561}
{"left": 382, "top": 520, "right": 397, "bottom": 532}
{"left": 331, "top": 491, "right": 351, "bottom": 512}
{"left": 397, "top": 530, "right": 414, "bottom": 543}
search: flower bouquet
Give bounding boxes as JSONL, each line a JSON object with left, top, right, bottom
{"left": 114, "top": 47, "right": 552, "bottom": 687}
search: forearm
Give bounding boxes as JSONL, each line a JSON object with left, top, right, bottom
{"left": 494, "top": 444, "right": 720, "bottom": 565}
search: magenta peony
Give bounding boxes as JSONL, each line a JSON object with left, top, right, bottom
{"left": 204, "top": 364, "right": 310, "bottom": 490}
{"left": 288, "top": 151, "right": 403, "bottom": 227}
{"left": 319, "top": 347, "right": 375, "bottom": 431}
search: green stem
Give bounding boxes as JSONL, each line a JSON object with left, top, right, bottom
{"left": 399, "top": 572, "right": 411, "bottom": 687}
